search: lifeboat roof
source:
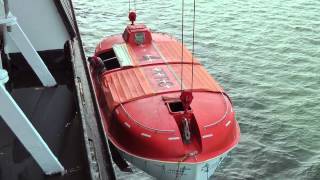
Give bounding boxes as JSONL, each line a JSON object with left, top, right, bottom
{"left": 92, "top": 23, "right": 239, "bottom": 162}
{"left": 95, "top": 28, "right": 224, "bottom": 110}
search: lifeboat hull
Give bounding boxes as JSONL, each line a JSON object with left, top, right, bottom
{"left": 119, "top": 147, "right": 228, "bottom": 180}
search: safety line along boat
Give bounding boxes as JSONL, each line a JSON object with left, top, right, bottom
{"left": 88, "top": 12, "right": 240, "bottom": 180}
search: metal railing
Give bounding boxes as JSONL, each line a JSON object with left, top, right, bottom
{"left": 119, "top": 103, "right": 176, "bottom": 134}
{"left": 203, "top": 91, "right": 231, "bottom": 129}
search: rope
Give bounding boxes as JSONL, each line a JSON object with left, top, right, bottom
{"left": 128, "top": 0, "right": 130, "bottom": 13}
{"left": 175, "top": 155, "right": 188, "bottom": 180}
{"left": 180, "top": 0, "right": 185, "bottom": 91}
{"left": 174, "top": 151, "right": 198, "bottom": 179}
{"left": 191, "top": 0, "right": 196, "bottom": 90}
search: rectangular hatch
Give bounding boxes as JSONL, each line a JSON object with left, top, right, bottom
{"left": 112, "top": 44, "right": 134, "bottom": 67}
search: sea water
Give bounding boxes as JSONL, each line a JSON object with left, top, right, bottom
{"left": 73, "top": 0, "right": 320, "bottom": 179}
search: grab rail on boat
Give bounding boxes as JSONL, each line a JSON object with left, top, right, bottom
{"left": 102, "top": 57, "right": 117, "bottom": 62}
{"left": 119, "top": 104, "right": 176, "bottom": 134}
{"left": 203, "top": 91, "right": 230, "bottom": 129}
{"left": 119, "top": 91, "right": 230, "bottom": 133}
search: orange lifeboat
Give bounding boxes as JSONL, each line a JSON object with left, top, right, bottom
{"left": 87, "top": 12, "right": 240, "bottom": 180}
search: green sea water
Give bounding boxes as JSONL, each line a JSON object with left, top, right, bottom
{"left": 73, "top": 0, "right": 320, "bottom": 179}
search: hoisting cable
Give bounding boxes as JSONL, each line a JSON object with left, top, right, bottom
{"left": 191, "top": 0, "right": 196, "bottom": 90}
{"left": 180, "top": 0, "right": 185, "bottom": 91}
{"left": 129, "top": 0, "right": 137, "bottom": 12}
{"left": 128, "top": 0, "right": 131, "bottom": 13}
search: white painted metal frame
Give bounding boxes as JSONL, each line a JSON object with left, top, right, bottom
{"left": 0, "top": 52, "right": 2, "bottom": 69}
{"left": 0, "top": 69, "right": 64, "bottom": 175}
{"left": 0, "top": 13, "right": 57, "bottom": 87}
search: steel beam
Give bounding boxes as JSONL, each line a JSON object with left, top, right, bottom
{"left": 0, "top": 12, "right": 57, "bottom": 87}
{"left": 0, "top": 69, "right": 64, "bottom": 175}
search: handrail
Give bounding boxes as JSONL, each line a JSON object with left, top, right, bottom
{"left": 119, "top": 103, "right": 176, "bottom": 134}
{"left": 119, "top": 89, "right": 230, "bottom": 133}
{"left": 102, "top": 56, "right": 117, "bottom": 62}
{"left": 203, "top": 89, "right": 230, "bottom": 129}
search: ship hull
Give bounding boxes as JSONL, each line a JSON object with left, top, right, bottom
{"left": 118, "top": 147, "right": 228, "bottom": 180}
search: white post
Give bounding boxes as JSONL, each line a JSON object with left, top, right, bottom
{"left": 0, "top": 0, "right": 5, "bottom": 69}
{"left": 0, "top": 69, "right": 64, "bottom": 175}
{"left": 0, "top": 11, "right": 57, "bottom": 87}
{"left": 5, "top": 13, "right": 57, "bottom": 87}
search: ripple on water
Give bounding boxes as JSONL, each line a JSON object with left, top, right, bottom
{"left": 73, "top": 0, "right": 320, "bottom": 179}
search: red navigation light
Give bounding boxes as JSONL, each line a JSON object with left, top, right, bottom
{"left": 129, "top": 11, "right": 136, "bottom": 25}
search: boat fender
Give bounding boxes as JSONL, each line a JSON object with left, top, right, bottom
{"left": 88, "top": 56, "right": 106, "bottom": 73}
{"left": 182, "top": 117, "right": 191, "bottom": 144}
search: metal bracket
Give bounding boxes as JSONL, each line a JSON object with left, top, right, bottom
{"left": 0, "top": 68, "right": 9, "bottom": 84}
{"left": 0, "top": 14, "right": 17, "bottom": 26}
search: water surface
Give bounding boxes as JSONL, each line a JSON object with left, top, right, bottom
{"left": 73, "top": 0, "right": 320, "bottom": 179}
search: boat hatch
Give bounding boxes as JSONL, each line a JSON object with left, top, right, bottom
{"left": 167, "top": 101, "right": 191, "bottom": 113}
{"left": 113, "top": 44, "right": 134, "bottom": 67}
{"left": 168, "top": 101, "right": 184, "bottom": 113}
{"left": 97, "top": 44, "right": 134, "bottom": 70}
{"left": 98, "top": 49, "right": 121, "bottom": 70}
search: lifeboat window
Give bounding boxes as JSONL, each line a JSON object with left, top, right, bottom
{"left": 168, "top": 101, "right": 184, "bottom": 113}
{"left": 98, "top": 50, "right": 120, "bottom": 70}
